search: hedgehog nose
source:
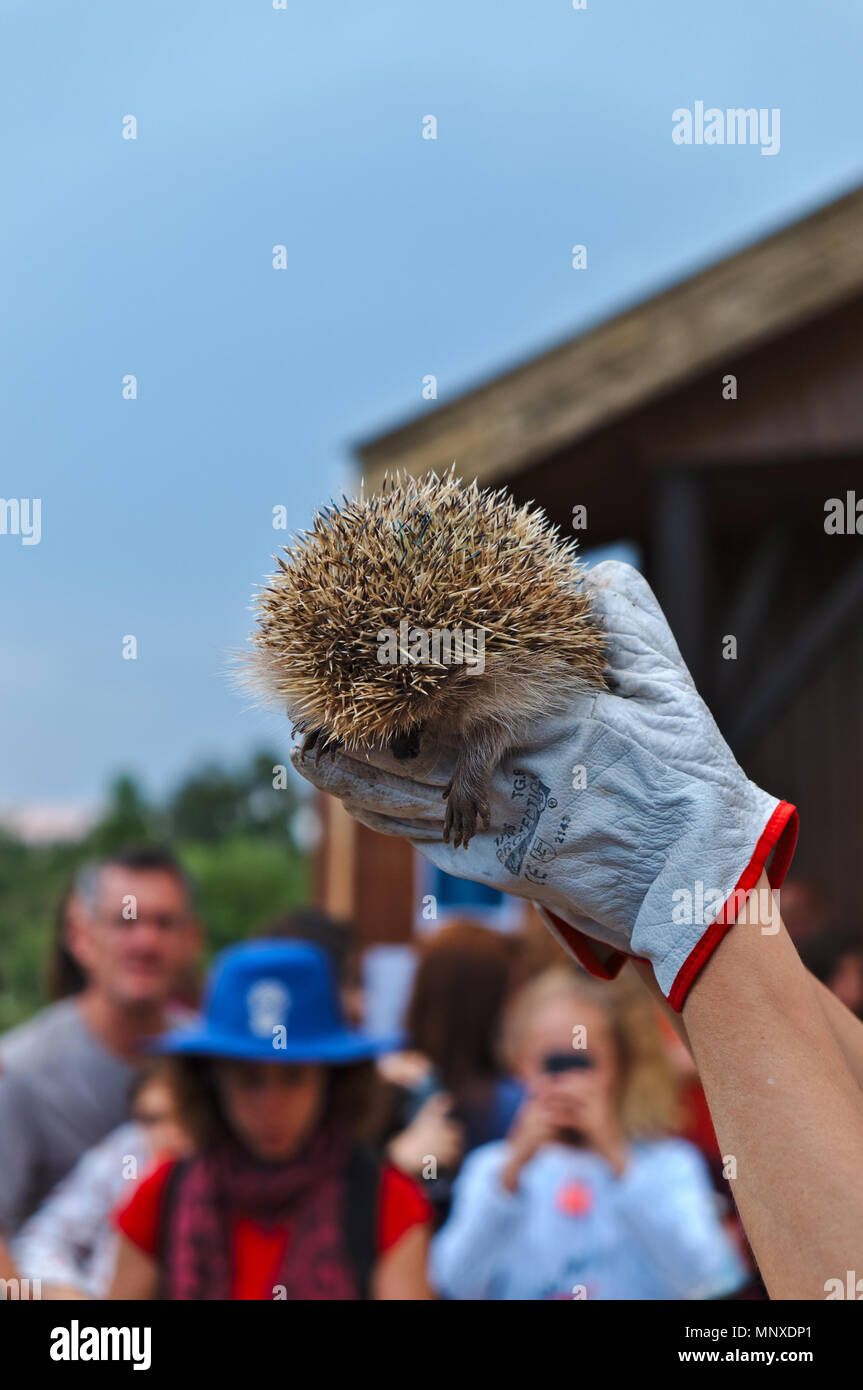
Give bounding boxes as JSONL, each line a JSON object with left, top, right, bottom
{"left": 391, "top": 728, "right": 422, "bottom": 759}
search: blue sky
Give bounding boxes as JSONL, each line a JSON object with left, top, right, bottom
{"left": 2, "top": 0, "right": 862, "bottom": 812}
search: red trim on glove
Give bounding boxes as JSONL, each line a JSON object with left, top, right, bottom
{"left": 538, "top": 908, "right": 630, "bottom": 982}
{"left": 667, "top": 800, "right": 799, "bottom": 1014}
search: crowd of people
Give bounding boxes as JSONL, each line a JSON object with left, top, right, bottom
{"left": 0, "top": 843, "right": 849, "bottom": 1301}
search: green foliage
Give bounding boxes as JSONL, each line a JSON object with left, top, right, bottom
{"left": 86, "top": 775, "right": 163, "bottom": 854}
{"left": 0, "top": 751, "right": 309, "bottom": 1029}
{"left": 166, "top": 750, "right": 297, "bottom": 843}
{"left": 0, "top": 832, "right": 90, "bottom": 1028}
{"left": 181, "top": 836, "right": 308, "bottom": 957}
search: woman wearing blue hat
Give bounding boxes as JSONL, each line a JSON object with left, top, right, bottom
{"left": 108, "top": 940, "right": 433, "bottom": 1299}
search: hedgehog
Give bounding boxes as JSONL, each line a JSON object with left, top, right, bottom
{"left": 248, "top": 468, "right": 607, "bottom": 848}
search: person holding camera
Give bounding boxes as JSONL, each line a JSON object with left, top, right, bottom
{"left": 428, "top": 968, "right": 747, "bottom": 1300}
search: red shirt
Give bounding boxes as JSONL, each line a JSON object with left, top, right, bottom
{"left": 115, "top": 1157, "right": 431, "bottom": 1300}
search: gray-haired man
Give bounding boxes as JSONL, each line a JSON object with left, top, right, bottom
{"left": 0, "top": 847, "right": 201, "bottom": 1235}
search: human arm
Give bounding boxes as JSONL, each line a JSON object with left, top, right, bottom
{"left": 0, "top": 1233, "right": 18, "bottom": 1283}
{"left": 292, "top": 561, "right": 863, "bottom": 1297}
{"left": 372, "top": 1224, "right": 435, "bottom": 1300}
{"left": 807, "top": 968, "right": 863, "bottom": 1094}
{"left": 679, "top": 873, "right": 863, "bottom": 1300}
{"left": 632, "top": 878, "right": 863, "bottom": 1297}
{"left": 106, "top": 1234, "right": 158, "bottom": 1300}
{"left": 385, "top": 1093, "right": 464, "bottom": 1179}
{"left": 632, "top": 941, "right": 863, "bottom": 1093}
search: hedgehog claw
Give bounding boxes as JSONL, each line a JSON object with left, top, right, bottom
{"left": 297, "top": 727, "right": 342, "bottom": 766}
{"left": 315, "top": 736, "right": 335, "bottom": 767}
{"left": 443, "top": 786, "right": 487, "bottom": 849}
{"left": 300, "top": 728, "right": 321, "bottom": 762}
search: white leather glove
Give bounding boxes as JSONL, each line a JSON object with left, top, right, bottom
{"left": 292, "top": 561, "right": 797, "bottom": 1010}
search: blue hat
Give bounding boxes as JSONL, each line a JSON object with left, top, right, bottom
{"left": 150, "top": 939, "right": 402, "bottom": 1065}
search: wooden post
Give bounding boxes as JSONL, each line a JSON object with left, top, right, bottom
{"left": 314, "top": 792, "right": 417, "bottom": 945}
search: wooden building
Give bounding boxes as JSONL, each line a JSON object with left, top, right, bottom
{"left": 316, "top": 185, "right": 863, "bottom": 945}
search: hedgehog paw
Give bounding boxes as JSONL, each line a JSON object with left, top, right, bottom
{"left": 317, "top": 735, "right": 343, "bottom": 766}
{"left": 299, "top": 727, "right": 341, "bottom": 766}
{"left": 443, "top": 798, "right": 467, "bottom": 848}
{"left": 443, "top": 784, "right": 489, "bottom": 849}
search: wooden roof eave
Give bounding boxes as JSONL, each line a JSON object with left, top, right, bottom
{"left": 356, "top": 184, "right": 863, "bottom": 489}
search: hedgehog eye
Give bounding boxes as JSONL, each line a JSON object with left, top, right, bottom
{"left": 390, "top": 725, "right": 423, "bottom": 759}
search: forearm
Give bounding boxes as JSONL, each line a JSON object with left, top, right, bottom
{"left": 106, "top": 1236, "right": 158, "bottom": 1300}
{"left": 0, "top": 1234, "right": 17, "bottom": 1283}
{"left": 681, "top": 873, "right": 863, "bottom": 1300}
{"left": 808, "top": 970, "right": 863, "bottom": 1093}
{"left": 634, "top": 949, "right": 863, "bottom": 1092}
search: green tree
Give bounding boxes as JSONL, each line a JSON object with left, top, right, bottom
{"left": 167, "top": 749, "right": 297, "bottom": 842}
{"left": 87, "top": 774, "right": 158, "bottom": 853}
{"left": 0, "top": 751, "right": 310, "bottom": 1028}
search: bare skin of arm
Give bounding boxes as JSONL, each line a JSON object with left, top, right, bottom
{"left": 107, "top": 1235, "right": 158, "bottom": 1300}
{"left": 640, "top": 872, "right": 863, "bottom": 1300}
{"left": 633, "top": 937, "right": 863, "bottom": 1096}
{"left": 0, "top": 1235, "right": 18, "bottom": 1285}
{"left": 807, "top": 971, "right": 863, "bottom": 1093}
{"left": 372, "top": 1223, "right": 435, "bottom": 1300}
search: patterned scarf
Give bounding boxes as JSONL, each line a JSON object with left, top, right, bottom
{"left": 162, "top": 1123, "right": 358, "bottom": 1300}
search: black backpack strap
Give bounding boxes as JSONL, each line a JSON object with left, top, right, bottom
{"left": 155, "top": 1157, "right": 190, "bottom": 1301}
{"left": 342, "top": 1145, "right": 380, "bottom": 1301}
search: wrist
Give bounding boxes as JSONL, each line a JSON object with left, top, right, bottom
{"left": 500, "top": 1150, "right": 527, "bottom": 1193}
{"left": 386, "top": 1133, "right": 421, "bottom": 1175}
